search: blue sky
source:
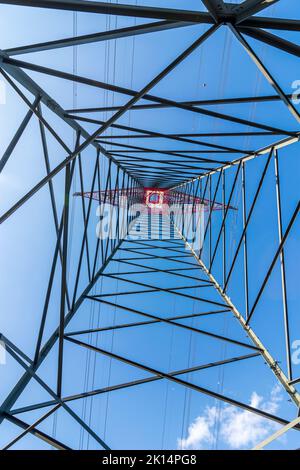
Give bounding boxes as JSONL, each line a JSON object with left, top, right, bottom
{"left": 0, "top": 0, "right": 300, "bottom": 450}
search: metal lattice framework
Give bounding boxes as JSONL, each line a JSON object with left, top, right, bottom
{"left": 0, "top": 0, "right": 300, "bottom": 450}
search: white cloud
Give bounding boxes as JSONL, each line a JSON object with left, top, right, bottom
{"left": 178, "top": 385, "right": 283, "bottom": 450}
{"left": 177, "top": 408, "right": 216, "bottom": 450}
{"left": 0, "top": 173, "right": 21, "bottom": 191}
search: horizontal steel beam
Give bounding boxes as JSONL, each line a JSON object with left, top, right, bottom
{"left": 68, "top": 114, "right": 244, "bottom": 155}
{"left": 4, "top": 20, "right": 191, "bottom": 56}
{"left": 66, "top": 335, "right": 300, "bottom": 428}
{"left": 9, "top": 353, "right": 260, "bottom": 416}
{"left": 0, "top": 0, "right": 214, "bottom": 22}
{"left": 93, "top": 131, "right": 278, "bottom": 139}
{"left": 234, "top": 0, "right": 280, "bottom": 24}
{"left": 97, "top": 138, "right": 238, "bottom": 160}
{"left": 4, "top": 56, "right": 292, "bottom": 136}
{"left": 253, "top": 414, "right": 300, "bottom": 450}
{"left": 65, "top": 94, "right": 295, "bottom": 114}
{"left": 243, "top": 16, "right": 300, "bottom": 31}
{"left": 85, "top": 296, "right": 258, "bottom": 351}
{"left": 176, "top": 225, "right": 300, "bottom": 408}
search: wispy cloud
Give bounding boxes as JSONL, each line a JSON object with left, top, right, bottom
{"left": 178, "top": 385, "right": 282, "bottom": 450}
